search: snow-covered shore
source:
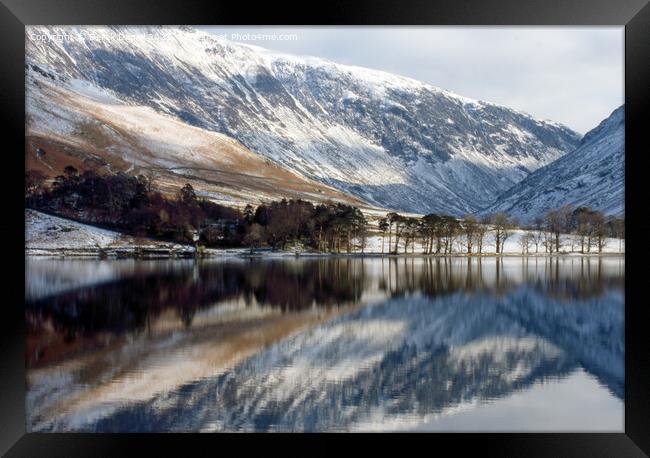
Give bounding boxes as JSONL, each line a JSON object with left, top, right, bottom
{"left": 26, "top": 210, "right": 624, "bottom": 259}
{"left": 25, "top": 210, "right": 315, "bottom": 259}
{"left": 360, "top": 228, "right": 624, "bottom": 256}
{"left": 26, "top": 209, "right": 197, "bottom": 258}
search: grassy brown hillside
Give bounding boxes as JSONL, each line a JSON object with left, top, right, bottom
{"left": 26, "top": 77, "right": 366, "bottom": 209}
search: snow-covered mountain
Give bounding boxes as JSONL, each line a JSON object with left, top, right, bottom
{"left": 25, "top": 69, "right": 365, "bottom": 208}
{"left": 26, "top": 26, "right": 581, "bottom": 215}
{"left": 482, "top": 106, "right": 624, "bottom": 222}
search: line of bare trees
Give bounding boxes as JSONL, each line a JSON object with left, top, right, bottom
{"left": 524, "top": 205, "right": 624, "bottom": 254}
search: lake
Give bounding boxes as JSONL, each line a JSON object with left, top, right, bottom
{"left": 25, "top": 255, "right": 624, "bottom": 432}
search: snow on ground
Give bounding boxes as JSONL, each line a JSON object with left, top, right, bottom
{"left": 26, "top": 209, "right": 624, "bottom": 257}
{"left": 27, "top": 209, "right": 126, "bottom": 250}
{"left": 25, "top": 209, "right": 195, "bottom": 255}
{"left": 360, "top": 229, "right": 623, "bottom": 255}
{"left": 23, "top": 210, "right": 325, "bottom": 258}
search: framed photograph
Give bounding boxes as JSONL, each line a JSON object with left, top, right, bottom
{"left": 1, "top": 0, "right": 648, "bottom": 455}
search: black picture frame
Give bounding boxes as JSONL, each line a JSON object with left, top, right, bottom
{"left": 1, "top": 0, "right": 648, "bottom": 455}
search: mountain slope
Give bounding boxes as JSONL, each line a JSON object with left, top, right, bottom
{"left": 26, "top": 26, "right": 581, "bottom": 215}
{"left": 482, "top": 106, "right": 624, "bottom": 222}
{"left": 25, "top": 69, "right": 366, "bottom": 208}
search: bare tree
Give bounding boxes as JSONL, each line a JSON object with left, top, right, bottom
{"left": 529, "top": 216, "right": 543, "bottom": 254}
{"left": 576, "top": 220, "right": 591, "bottom": 253}
{"left": 592, "top": 211, "right": 607, "bottom": 253}
{"left": 475, "top": 221, "right": 489, "bottom": 255}
{"left": 462, "top": 215, "right": 479, "bottom": 255}
{"left": 441, "top": 217, "right": 460, "bottom": 254}
{"left": 542, "top": 229, "right": 555, "bottom": 254}
{"left": 572, "top": 206, "right": 595, "bottom": 254}
{"left": 505, "top": 217, "right": 519, "bottom": 252}
{"left": 491, "top": 213, "right": 515, "bottom": 254}
{"left": 529, "top": 229, "right": 543, "bottom": 253}
{"left": 545, "top": 209, "right": 564, "bottom": 253}
{"left": 518, "top": 232, "right": 531, "bottom": 254}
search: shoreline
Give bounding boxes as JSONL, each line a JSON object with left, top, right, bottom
{"left": 26, "top": 210, "right": 625, "bottom": 260}
{"left": 25, "top": 247, "right": 625, "bottom": 260}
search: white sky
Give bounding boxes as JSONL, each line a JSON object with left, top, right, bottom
{"left": 200, "top": 26, "right": 623, "bottom": 134}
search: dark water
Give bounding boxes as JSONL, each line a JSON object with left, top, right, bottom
{"left": 25, "top": 256, "right": 624, "bottom": 432}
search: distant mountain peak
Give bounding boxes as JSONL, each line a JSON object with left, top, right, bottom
{"left": 579, "top": 105, "right": 624, "bottom": 147}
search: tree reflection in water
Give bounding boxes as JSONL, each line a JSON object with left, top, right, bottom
{"left": 25, "top": 256, "right": 624, "bottom": 432}
{"left": 26, "top": 257, "right": 623, "bottom": 367}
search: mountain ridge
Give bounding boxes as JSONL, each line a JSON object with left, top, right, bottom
{"left": 26, "top": 26, "right": 582, "bottom": 215}
{"left": 482, "top": 105, "right": 624, "bottom": 222}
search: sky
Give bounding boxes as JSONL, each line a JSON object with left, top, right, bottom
{"left": 200, "top": 27, "right": 623, "bottom": 134}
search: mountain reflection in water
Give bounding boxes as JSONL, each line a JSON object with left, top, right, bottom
{"left": 25, "top": 256, "right": 624, "bottom": 432}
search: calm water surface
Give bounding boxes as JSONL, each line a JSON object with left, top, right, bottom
{"left": 25, "top": 256, "right": 624, "bottom": 432}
